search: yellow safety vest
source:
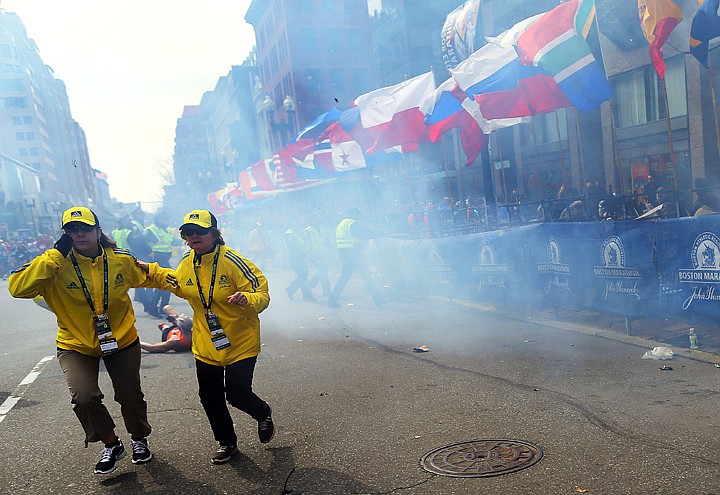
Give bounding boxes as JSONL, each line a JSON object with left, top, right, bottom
{"left": 112, "top": 228, "right": 132, "bottom": 250}
{"left": 335, "top": 218, "right": 357, "bottom": 249}
{"left": 145, "top": 224, "right": 173, "bottom": 253}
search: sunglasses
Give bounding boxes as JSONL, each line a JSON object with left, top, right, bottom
{"left": 64, "top": 224, "right": 97, "bottom": 234}
{"left": 180, "top": 226, "right": 210, "bottom": 237}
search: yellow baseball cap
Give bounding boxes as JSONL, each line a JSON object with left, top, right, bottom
{"left": 61, "top": 206, "right": 99, "bottom": 228}
{"left": 180, "top": 209, "right": 217, "bottom": 230}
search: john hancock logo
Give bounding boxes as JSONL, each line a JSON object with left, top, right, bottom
{"left": 537, "top": 235, "right": 570, "bottom": 292}
{"left": 218, "top": 274, "right": 230, "bottom": 288}
{"left": 114, "top": 273, "right": 125, "bottom": 288}
{"left": 593, "top": 235, "right": 641, "bottom": 300}
{"left": 678, "top": 232, "right": 720, "bottom": 310}
{"left": 472, "top": 240, "right": 508, "bottom": 289}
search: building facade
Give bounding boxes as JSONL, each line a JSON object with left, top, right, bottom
{"left": 0, "top": 9, "right": 110, "bottom": 236}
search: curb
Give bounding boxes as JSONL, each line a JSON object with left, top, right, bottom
{"left": 431, "top": 296, "right": 720, "bottom": 366}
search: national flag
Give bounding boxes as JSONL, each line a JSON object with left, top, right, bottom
{"left": 422, "top": 75, "right": 530, "bottom": 134}
{"left": 207, "top": 188, "right": 231, "bottom": 214}
{"left": 324, "top": 107, "right": 376, "bottom": 151}
{"left": 420, "top": 77, "right": 494, "bottom": 165}
{"left": 353, "top": 71, "right": 435, "bottom": 153}
{"left": 514, "top": 0, "right": 614, "bottom": 111}
{"left": 293, "top": 140, "right": 336, "bottom": 179}
{"left": 291, "top": 108, "right": 342, "bottom": 142}
{"left": 318, "top": 121, "right": 402, "bottom": 171}
{"left": 690, "top": 0, "right": 720, "bottom": 67}
{"left": 639, "top": 0, "right": 684, "bottom": 79}
{"left": 239, "top": 167, "right": 280, "bottom": 201}
{"left": 225, "top": 182, "right": 243, "bottom": 208}
{"left": 272, "top": 153, "right": 303, "bottom": 189}
{"left": 450, "top": 42, "right": 572, "bottom": 119}
{"left": 249, "top": 159, "right": 280, "bottom": 191}
{"left": 278, "top": 139, "right": 315, "bottom": 173}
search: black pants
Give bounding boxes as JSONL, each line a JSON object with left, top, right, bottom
{"left": 195, "top": 357, "right": 270, "bottom": 446}
{"left": 329, "top": 248, "right": 382, "bottom": 306}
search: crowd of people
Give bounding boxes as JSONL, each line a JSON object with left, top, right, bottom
{"left": 400, "top": 177, "right": 720, "bottom": 239}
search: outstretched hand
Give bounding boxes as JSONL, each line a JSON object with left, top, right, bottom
{"left": 227, "top": 291, "right": 248, "bottom": 306}
{"left": 135, "top": 259, "right": 150, "bottom": 274}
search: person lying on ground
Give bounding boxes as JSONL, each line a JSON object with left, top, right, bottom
{"left": 140, "top": 304, "right": 192, "bottom": 353}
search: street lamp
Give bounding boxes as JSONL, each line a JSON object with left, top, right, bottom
{"left": 263, "top": 94, "right": 298, "bottom": 150}
{"left": 24, "top": 197, "right": 37, "bottom": 236}
{"left": 50, "top": 202, "right": 63, "bottom": 231}
{"left": 283, "top": 95, "right": 297, "bottom": 136}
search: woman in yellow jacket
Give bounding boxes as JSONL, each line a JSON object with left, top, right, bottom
{"left": 144, "top": 209, "right": 273, "bottom": 464}
{"left": 8, "top": 206, "right": 170, "bottom": 475}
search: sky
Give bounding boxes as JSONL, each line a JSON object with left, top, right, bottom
{"left": 2, "top": 0, "right": 257, "bottom": 206}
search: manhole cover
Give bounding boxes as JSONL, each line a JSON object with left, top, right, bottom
{"left": 420, "top": 439, "right": 543, "bottom": 478}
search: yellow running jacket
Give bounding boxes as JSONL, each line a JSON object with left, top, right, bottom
{"left": 151, "top": 244, "right": 270, "bottom": 367}
{"left": 8, "top": 247, "right": 166, "bottom": 357}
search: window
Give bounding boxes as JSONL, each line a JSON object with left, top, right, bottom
{"left": 26, "top": 132, "right": 35, "bottom": 140}
{"left": 300, "top": 28, "right": 316, "bottom": 53}
{"left": 0, "top": 44, "right": 18, "bottom": 58}
{"left": 613, "top": 57, "right": 687, "bottom": 128}
{"left": 326, "top": 29, "right": 341, "bottom": 53}
{"left": 305, "top": 68, "right": 322, "bottom": 93}
{"left": 345, "top": 0, "right": 361, "bottom": 14}
{"left": 23, "top": 116, "right": 31, "bottom": 124}
{"left": 348, "top": 29, "right": 364, "bottom": 53}
{"left": 29, "top": 147, "right": 39, "bottom": 156}
{"left": 0, "top": 78, "right": 24, "bottom": 91}
{"left": 521, "top": 109, "right": 568, "bottom": 145}
{"left": 12, "top": 116, "right": 21, "bottom": 125}
{"left": 15, "top": 132, "right": 25, "bottom": 141}
{"left": 330, "top": 69, "right": 345, "bottom": 91}
{"left": 19, "top": 148, "right": 27, "bottom": 156}
{"left": 0, "top": 63, "right": 23, "bottom": 73}
{"left": 0, "top": 96, "right": 28, "bottom": 108}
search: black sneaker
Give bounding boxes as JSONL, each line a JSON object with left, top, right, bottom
{"left": 131, "top": 438, "right": 153, "bottom": 464}
{"left": 211, "top": 444, "right": 239, "bottom": 464}
{"left": 258, "top": 409, "right": 275, "bottom": 444}
{"left": 94, "top": 440, "right": 126, "bottom": 475}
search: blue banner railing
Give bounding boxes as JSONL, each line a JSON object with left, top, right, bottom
{"left": 372, "top": 216, "right": 720, "bottom": 325}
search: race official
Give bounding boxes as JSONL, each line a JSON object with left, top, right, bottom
{"left": 7, "top": 206, "right": 169, "bottom": 475}
{"left": 143, "top": 209, "right": 274, "bottom": 464}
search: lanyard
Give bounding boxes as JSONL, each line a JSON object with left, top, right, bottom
{"left": 69, "top": 249, "right": 108, "bottom": 314}
{"left": 193, "top": 245, "right": 221, "bottom": 312}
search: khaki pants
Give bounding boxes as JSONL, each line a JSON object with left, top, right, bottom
{"left": 57, "top": 340, "right": 151, "bottom": 444}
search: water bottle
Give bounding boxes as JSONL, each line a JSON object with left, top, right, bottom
{"left": 689, "top": 328, "right": 699, "bottom": 350}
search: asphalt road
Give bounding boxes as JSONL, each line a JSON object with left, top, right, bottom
{"left": 0, "top": 269, "right": 719, "bottom": 495}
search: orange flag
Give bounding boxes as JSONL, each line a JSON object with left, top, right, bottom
{"left": 638, "top": 0, "right": 684, "bottom": 79}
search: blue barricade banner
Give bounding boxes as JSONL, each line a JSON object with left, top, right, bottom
{"left": 657, "top": 217, "right": 720, "bottom": 324}
{"left": 380, "top": 216, "right": 720, "bottom": 326}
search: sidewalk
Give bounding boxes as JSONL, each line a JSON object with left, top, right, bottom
{"left": 436, "top": 297, "right": 720, "bottom": 364}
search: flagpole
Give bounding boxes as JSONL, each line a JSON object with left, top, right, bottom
{"left": 591, "top": 1, "right": 624, "bottom": 195}
{"left": 530, "top": 117, "right": 546, "bottom": 219}
{"left": 660, "top": 77, "right": 679, "bottom": 191}
{"left": 496, "top": 131, "right": 509, "bottom": 204}
{"left": 708, "top": 56, "right": 720, "bottom": 164}
{"left": 574, "top": 109, "right": 587, "bottom": 193}
{"left": 439, "top": 136, "right": 454, "bottom": 199}
{"left": 609, "top": 101, "right": 625, "bottom": 195}
{"left": 554, "top": 110, "right": 565, "bottom": 182}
